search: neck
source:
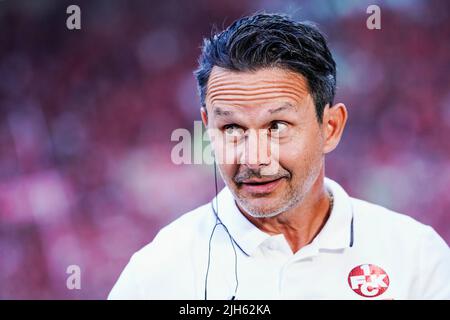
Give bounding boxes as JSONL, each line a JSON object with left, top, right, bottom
{"left": 239, "top": 171, "right": 331, "bottom": 254}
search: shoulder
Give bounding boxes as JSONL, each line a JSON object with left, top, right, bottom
{"left": 350, "top": 197, "right": 449, "bottom": 250}
{"left": 134, "top": 202, "right": 214, "bottom": 264}
{"left": 108, "top": 202, "right": 215, "bottom": 299}
{"left": 350, "top": 197, "right": 431, "bottom": 236}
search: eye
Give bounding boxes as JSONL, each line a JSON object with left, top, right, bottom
{"left": 223, "top": 124, "right": 244, "bottom": 137}
{"left": 269, "top": 121, "right": 288, "bottom": 134}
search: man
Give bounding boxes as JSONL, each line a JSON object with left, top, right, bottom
{"left": 109, "top": 13, "right": 450, "bottom": 299}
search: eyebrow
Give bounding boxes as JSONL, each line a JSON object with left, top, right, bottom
{"left": 213, "top": 103, "right": 296, "bottom": 117}
{"left": 268, "top": 103, "right": 296, "bottom": 114}
{"left": 213, "top": 107, "right": 233, "bottom": 117}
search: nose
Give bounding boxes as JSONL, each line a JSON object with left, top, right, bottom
{"left": 239, "top": 129, "right": 271, "bottom": 169}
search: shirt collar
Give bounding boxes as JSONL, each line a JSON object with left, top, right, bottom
{"left": 312, "top": 177, "right": 354, "bottom": 250}
{"left": 213, "top": 187, "right": 270, "bottom": 256}
{"left": 212, "top": 177, "right": 354, "bottom": 256}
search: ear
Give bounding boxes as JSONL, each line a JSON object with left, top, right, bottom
{"left": 200, "top": 107, "right": 208, "bottom": 128}
{"left": 322, "top": 103, "right": 348, "bottom": 154}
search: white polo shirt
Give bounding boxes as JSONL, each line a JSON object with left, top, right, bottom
{"left": 108, "top": 177, "right": 450, "bottom": 300}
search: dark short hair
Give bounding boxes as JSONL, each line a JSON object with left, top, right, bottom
{"left": 194, "top": 13, "right": 336, "bottom": 122}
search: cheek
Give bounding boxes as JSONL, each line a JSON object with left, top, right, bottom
{"left": 278, "top": 134, "right": 322, "bottom": 176}
{"left": 217, "top": 162, "right": 238, "bottom": 182}
{"left": 277, "top": 147, "right": 302, "bottom": 177}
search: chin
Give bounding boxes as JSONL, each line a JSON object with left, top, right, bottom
{"left": 236, "top": 186, "right": 303, "bottom": 219}
{"left": 237, "top": 197, "right": 287, "bottom": 219}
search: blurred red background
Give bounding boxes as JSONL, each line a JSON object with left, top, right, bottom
{"left": 0, "top": 0, "right": 449, "bottom": 299}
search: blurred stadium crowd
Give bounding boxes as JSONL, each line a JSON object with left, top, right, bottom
{"left": 0, "top": 0, "right": 449, "bottom": 298}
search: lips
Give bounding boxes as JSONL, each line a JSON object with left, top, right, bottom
{"left": 240, "top": 177, "right": 284, "bottom": 194}
{"left": 242, "top": 178, "right": 280, "bottom": 184}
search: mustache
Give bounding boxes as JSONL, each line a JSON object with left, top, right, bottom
{"left": 233, "top": 167, "right": 291, "bottom": 184}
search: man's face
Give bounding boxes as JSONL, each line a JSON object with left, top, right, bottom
{"left": 203, "top": 67, "right": 327, "bottom": 218}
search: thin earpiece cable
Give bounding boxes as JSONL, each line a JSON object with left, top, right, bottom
{"left": 204, "top": 161, "right": 240, "bottom": 300}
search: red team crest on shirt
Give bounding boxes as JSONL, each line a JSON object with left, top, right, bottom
{"left": 348, "top": 264, "right": 390, "bottom": 297}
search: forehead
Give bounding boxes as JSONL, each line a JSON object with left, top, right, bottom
{"left": 205, "top": 66, "right": 311, "bottom": 110}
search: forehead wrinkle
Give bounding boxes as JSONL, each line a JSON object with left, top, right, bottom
{"left": 208, "top": 78, "right": 307, "bottom": 87}
{"left": 207, "top": 82, "right": 308, "bottom": 103}
{"left": 208, "top": 88, "right": 305, "bottom": 99}
{"left": 208, "top": 93, "right": 306, "bottom": 107}
{"left": 207, "top": 77, "right": 308, "bottom": 88}
{"left": 207, "top": 84, "right": 308, "bottom": 96}
{"left": 206, "top": 79, "right": 309, "bottom": 108}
